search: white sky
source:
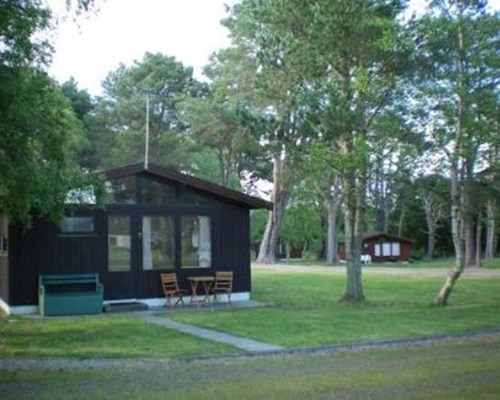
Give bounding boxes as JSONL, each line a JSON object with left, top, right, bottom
{"left": 45, "top": 0, "right": 496, "bottom": 97}
{"left": 47, "top": 0, "right": 236, "bottom": 95}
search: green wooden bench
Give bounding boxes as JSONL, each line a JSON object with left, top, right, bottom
{"left": 38, "top": 273, "right": 104, "bottom": 316}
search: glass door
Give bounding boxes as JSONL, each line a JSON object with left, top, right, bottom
{"left": 141, "top": 216, "right": 175, "bottom": 271}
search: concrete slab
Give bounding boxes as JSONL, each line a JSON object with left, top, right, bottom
{"left": 141, "top": 315, "right": 284, "bottom": 354}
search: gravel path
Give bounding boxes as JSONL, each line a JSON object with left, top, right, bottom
{"left": 253, "top": 264, "right": 500, "bottom": 277}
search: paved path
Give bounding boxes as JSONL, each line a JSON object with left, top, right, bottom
{"left": 140, "top": 314, "right": 284, "bottom": 354}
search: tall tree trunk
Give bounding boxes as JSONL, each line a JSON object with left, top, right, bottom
{"left": 485, "top": 198, "right": 496, "bottom": 259}
{"left": 424, "top": 198, "right": 436, "bottom": 260}
{"left": 326, "top": 198, "right": 341, "bottom": 265}
{"left": 434, "top": 158, "right": 465, "bottom": 305}
{"left": 434, "top": 18, "right": 466, "bottom": 306}
{"left": 464, "top": 216, "right": 474, "bottom": 267}
{"left": 340, "top": 158, "right": 366, "bottom": 302}
{"left": 0, "top": 215, "right": 9, "bottom": 303}
{"left": 427, "top": 231, "right": 435, "bottom": 260}
{"left": 257, "top": 156, "right": 290, "bottom": 264}
{"left": 398, "top": 208, "right": 405, "bottom": 237}
{"left": 475, "top": 213, "right": 482, "bottom": 267}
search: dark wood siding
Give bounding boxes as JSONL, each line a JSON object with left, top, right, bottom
{"left": 8, "top": 204, "right": 252, "bottom": 306}
{"left": 338, "top": 233, "right": 413, "bottom": 263}
{"left": 8, "top": 211, "right": 107, "bottom": 306}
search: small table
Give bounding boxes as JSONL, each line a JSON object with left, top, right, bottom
{"left": 187, "top": 276, "right": 215, "bottom": 307}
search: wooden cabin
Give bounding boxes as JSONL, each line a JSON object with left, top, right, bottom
{"left": 338, "top": 232, "right": 413, "bottom": 263}
{"left": 2, "top": 163, "right": 271, "bottom": 314}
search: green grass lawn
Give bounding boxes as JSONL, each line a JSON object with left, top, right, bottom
{"left": 170, "top": 269, "right": 500, "bottom": 348}
{"left": 0, "top": 314, "right": 236, "bottom": 359}
{"left": 2, "top": 268, "right": 499, "bottom": 359}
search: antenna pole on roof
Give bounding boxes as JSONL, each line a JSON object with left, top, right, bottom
{"left": 144, "top": 91, "right": 150, "bottom": 170}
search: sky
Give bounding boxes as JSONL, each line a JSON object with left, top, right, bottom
{"left": 47, "top": 0, "right": 236, "bottom": 95}
{"left": 45, "top": 0, "right": 495, "bottom": 97}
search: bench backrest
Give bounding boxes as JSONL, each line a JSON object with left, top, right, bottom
{"left": 39, "top": 273, "right": 101, "bottom": 293}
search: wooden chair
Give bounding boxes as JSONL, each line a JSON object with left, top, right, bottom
{"left": 160, "top": 273, "right": 187, "bottom": 308}
{"left": 212, "top": 271, "right": 233, "bottom": 306}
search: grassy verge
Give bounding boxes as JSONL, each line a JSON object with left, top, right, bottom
{"left": 170, "top": 270, "right": 500, "bottom": 348}
{"left": 2, "top": 335, "right": 500, "bottom": 399}
{"left": 0, "top": 314, "right": 236, "bottom": 359}
{"left": 484, "top": 257, "right": 500, "bottom": 269}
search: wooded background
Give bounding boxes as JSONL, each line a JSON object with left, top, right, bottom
{"left": 1, "top": 0, "right": 498, "bottom": 304}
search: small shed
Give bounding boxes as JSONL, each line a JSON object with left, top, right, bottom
{"left": 338, "top": 232, "right": 413, "bottom": 263}
{"left": 2, "top": 163, "right": 272, "bottom": 314}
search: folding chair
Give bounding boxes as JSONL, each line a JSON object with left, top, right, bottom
{"left": 212, "top": 271, "right": 233, "bottom": 306}
{"left": 160, "top": 273, "right": 187, "bottom": 308}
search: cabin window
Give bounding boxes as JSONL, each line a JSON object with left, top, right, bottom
{"left": 106, "top": 177, "right": 136, "bottom": 204}
{"left": 142, "top": 216, "right": 175, "bottom": 270}
{"left": 141, "top": 178, "right": 175, "bottom": 206}
{"left": 382, "top": 243, "right": 391, "bottom": 256}
{"left": 61, "top": 216, "right": 95, "bottom": 234}
{"left": 181, "top": 216, "right": 211, "bottom": 268}
{"left": 375, "top": 242, "right": 400, "bottom": 257}
{"left": 391, "top": 242, "right": 400, "bottom": 257}
{"left": 108, "top": 216, "right": 131, "bottom": 272}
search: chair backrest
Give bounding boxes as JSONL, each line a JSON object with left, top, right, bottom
{"left": 214, "top": 271, "right": 233, "bottom": 291}
{"left": 161, "top": 272, "right": 180, "bottom": 294}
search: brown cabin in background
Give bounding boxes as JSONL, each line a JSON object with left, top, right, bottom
{"left": 338, "top": 232, "right": 413, "bottom": 263}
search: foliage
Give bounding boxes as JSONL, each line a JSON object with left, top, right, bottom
{"left": 94, "top": 52, "right": 205, "bottom": 170}
{"left": 0, "top": 0, "right": 98, "bottom": 224}
{"left": 0, "top": 67, "right": 90, "bottom": 224}
{"left": 279, "top": 198, "right": 324, "bottom": 257}
{"left": 0, "top": 0, "right": 51, "bottom": 66}
{"left": 182, "top": 50, "right": 267, "bottom": 187}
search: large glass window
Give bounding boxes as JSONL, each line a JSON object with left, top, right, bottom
{"left": 181, "top": 216, "right": 211, "bottom": 268}
{"left": 142, "top": 216, "right": 175, "bottom": 270}
{"left": 106, "top": 177, "right": 136, "bottom": 204}
{"left": 108, "top": 216, "right": 131, "bottom": 272}
{"left": 141, "top": 178, "right": 175, "bottom": 206}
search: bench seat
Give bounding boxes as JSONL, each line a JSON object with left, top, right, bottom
{"left": 39, "top": 273, "right": 104, "bottom": 316}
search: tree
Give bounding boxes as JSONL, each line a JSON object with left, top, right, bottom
{"left": 0, "top": 0, "right": 94, "bottom": 225}
{"left": 223, "top": 2, "right": 317, "bottom": 264}
{"left": 280, "top": 202, "right": 323, "bottom": 260}
{"left": 415, "top": 1, "right": 499, "bottom": 305}
{"left": 272, "top": 0, "right": 410, "bottom": 301}
{"left": 415, "top": 175, "right": 448, "bottom": 259}
{"left": 182, "top": 51, "right": 262, "bottom": 188}
{"left": 95, "top": 52, "right": 204, "bottom": 170}
{"left": 60, "top": 78, "right": 98, "bottom": 170}
{"left": 224, "top": 1, "right": 412, "bottom": 299}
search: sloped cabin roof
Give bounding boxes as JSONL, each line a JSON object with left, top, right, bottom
{"left": 362, "top": 232, "right": 414, "bottom": 243}
{"left": 103, "top": 163, "right": 273, "bottom": 210}
{"left": 339, "top": 232, "right": 414, "bottom": 245}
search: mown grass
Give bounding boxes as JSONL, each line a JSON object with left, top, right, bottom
{"left": 1, "top": 267, "right": 499, "bottom": 359}
{"left": 0, "top": 314, "right": 236, "bottom": 359}
{"left": 170, "top": 269, "right": 500, "bottom": 348}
